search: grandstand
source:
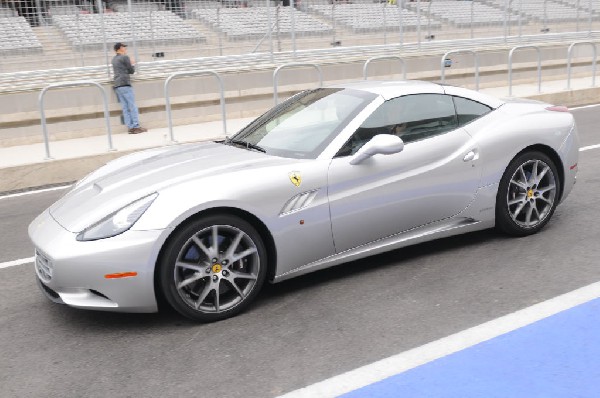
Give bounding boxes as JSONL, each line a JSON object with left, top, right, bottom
{"left": 482, "top": 0, "right": 584, "bottom": 22}
{"left": 0, "top": 16, "right": 43, "bottom": 54}
{"left": 407, "top": 1, "right": 522, "bottom": 27}
{"left": 0, "top": 0, "right": 599, "bottom": 73}
{"left": 53, "top": 11, "right": 205, "bottom": 49}
{"left": 556, "top": 0, "right": 600, "bottom": 15}
{"left": 192, "top": 6, "right": 332, "bottom": 39}
{"left": 307, "top": 3, "right": 438, "bottom": 33}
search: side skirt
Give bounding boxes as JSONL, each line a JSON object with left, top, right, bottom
{"left": 273, "top": 217, "right": 494, "bottom": 283}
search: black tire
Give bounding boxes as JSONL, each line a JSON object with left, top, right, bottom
{"left": 159, "top": 214, "right": 268, "bottom": 322}
{"left": 495, "top": 151, "right": 561, "bottom": 236}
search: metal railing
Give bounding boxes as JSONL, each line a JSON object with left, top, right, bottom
{"left": 508, "top": 45, "right": 542, "bottom": 96}
{"left": 273, "top": 63, "right": 323, "bottom": 105}
{"left": 440, "top": 50, "right": 480, "bottom": 91}
{"left": 363, "top": 56, "right": 407, "bottom": 80}
{"left": 164, "top": 70, "right": 227, "bottom": 143}
{"left": 38, "top": 81, "right": 114, "bottom": 160}
{"left": 567, "top": 41, "right": 597, "bottom": 90}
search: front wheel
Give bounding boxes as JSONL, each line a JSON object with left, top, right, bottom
{"left": 159, "top": 214, "right": 267, "bottom": 322}
{"left": 495, "top": 151, "right": 561, "bottom": 236}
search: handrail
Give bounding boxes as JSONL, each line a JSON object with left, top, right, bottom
{"left": 273, "top": 63, "right": 323, "bottom": 105}
{"left": 440, "top": 50, "right": 480, "bottom": 91}
{"left": 567, "top": 41, "right": 597, "bottom": 90}
{"left": 38, "top": 81, "right": 114, "bottom": 160}
{"left": 164, "top": 70, "right": 227, "bottom": 143}
{"left": 508, "top": 45, "right": 542, "bottom": 96}
{"left": 363, "top": 56, "right": 407, "bottom": 80}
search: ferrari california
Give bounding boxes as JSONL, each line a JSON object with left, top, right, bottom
{"left": 29, "top": 80, "right": 580, "bottom": 322}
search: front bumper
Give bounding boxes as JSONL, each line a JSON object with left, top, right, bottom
{"left": 29, "top": 210, "right": 164, "bottom": 313}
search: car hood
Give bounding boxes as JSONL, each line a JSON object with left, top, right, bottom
{"left": 49, "top": 142, "right": 296, "bottom": 232}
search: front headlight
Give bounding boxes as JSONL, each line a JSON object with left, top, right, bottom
{"left": 76, "top": 193, "right": 158, "bottom": 241}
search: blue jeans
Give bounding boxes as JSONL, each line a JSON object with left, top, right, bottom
{"left": 115, "top": 86, "right": 140, "bottom": 129}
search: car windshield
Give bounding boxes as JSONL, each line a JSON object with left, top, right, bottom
{"left": 227, "top": 88, "right": 377, "bottom": 159}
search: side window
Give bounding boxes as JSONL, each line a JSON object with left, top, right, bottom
{"left": 453, "top": 96, "right": 492, "bottom": 126}
{"left": 337, "top": 94, "right": 458, "bottom": 157}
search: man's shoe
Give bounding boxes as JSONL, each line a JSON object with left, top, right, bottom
{"left": 128, "top": 128, "right": 143, "bottom": 134}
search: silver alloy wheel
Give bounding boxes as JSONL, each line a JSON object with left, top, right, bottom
{"left": 506, "top": 159, "right": 557, "bottom": 229}
{"left": 174, "top": 224, "right": 260, "bottom": 313}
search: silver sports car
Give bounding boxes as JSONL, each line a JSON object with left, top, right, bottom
{"left": 29, "top": 80, "right": 579, "bottom": 322}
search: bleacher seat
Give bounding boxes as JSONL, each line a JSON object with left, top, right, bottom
{"left": 408, "top": 1, "right": 522, "bottom": 27}
{"left": 0, "top": 16, "right": 43, "bottom": 54}
{"left": 482, "top": 0, "right": 583, "bottom": 22}
{"left": 308, "top": 3, "right": 439, "bottom": 33}
{"left": 53, "top": 11, "right": 206, "bottom": 49}
{"left": 192, "top": 6, "right": 332, "bottom": 40}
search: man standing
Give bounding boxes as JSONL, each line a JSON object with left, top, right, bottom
{"left": 112, "top": 42, "right": 147, "bottom": 134}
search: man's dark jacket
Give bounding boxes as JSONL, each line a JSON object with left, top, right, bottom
{"left": 112, "top": 54, "right": 135, "bottom": 88}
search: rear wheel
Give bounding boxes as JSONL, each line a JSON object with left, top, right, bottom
{"left": 495, "top": 151, "right": 561, "bottom": 236}
{"left": 159, "top": 214, "right": 267, "bottom": 322}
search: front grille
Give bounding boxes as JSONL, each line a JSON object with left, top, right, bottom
{"left": 35, "top": 249, "right": 53, "bottom": 283}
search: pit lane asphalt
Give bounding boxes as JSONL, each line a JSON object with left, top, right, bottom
{"left": 1, "top": 108, "right": 598, "bottom": 398}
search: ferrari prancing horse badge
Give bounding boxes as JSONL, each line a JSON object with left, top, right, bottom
{"left": 289, "top": 172, "right": 302, "bottom": 187}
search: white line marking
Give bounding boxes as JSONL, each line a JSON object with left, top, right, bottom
{"left": 277, "top": 281, "right": 600, "bottom": 398}
{"left": 0, "top": 257, "right": 34, "bottom": 269}
{"left": 0, "top": 185, "right": 72, "bottom": 201}
{"left": 581, "top": 144, "right": 600, "bottom": 152}
{"left": 0, "top": 184, "right": 73, "bottom": 200}
{"left": 570, "top": 103, "right": 600, "bottom": 110}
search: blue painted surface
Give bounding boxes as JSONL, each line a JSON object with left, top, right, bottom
{"left": 341, "top": 298, "right": 600, "bottom": 398}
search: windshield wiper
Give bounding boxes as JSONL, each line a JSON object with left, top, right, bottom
{"left": 225, "top": 137, "right": 266, "bottom": 153}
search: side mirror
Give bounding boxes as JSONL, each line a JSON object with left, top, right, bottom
{"left": 349, "top": 134, "right": 405, "bottom": 165}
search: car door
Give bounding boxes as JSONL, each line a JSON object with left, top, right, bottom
{"left": 327, "top": 93, "right": 481, "bottom": 253}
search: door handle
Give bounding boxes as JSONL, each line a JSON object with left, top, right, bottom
{"left": 463, "top": 150, "right": 479, "bottom": 162}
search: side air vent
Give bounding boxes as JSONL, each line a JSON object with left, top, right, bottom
{"left": 280, "top": 189, "right": 319, "bottom": 215}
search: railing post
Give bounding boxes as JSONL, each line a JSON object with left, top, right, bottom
{"left": 363, "top": 56, "right": 407, "bottom": 80}
{"left": 38, "top": 81, "right": 115, "bottom": 160}
{"left": 164, "top": 70, "right": 227, "bottom": 143}
{"left": 273, "top": 63, "right": 323, "bottom": 105}
{"left": 567, "top": 41, "right": 597, "bottom": 90}
{"left": 440, "top": 50, "right": 480, "bottom": 91}
{"left": 508, "top": 45, "right": 542, "bottom": 96}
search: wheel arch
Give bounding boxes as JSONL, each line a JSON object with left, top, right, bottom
{"left": 153, "top": 206, "right": 278, "bottom": 307}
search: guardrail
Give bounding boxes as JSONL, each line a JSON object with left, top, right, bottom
{"left": 508, "top": 45, "right": 542, "bottom": 96}
{"left": 440, "top": 50, "right": 480, "bottom": 91}
{"left": 363, "top": 56, "right": 407, "bottom": 80}
{"left": 164, "top": 70, "right": 227, "bottom": 143}
{"left": 38, "top": 81, "right": 114, "bottom": 160}
{"left": 566, "top": 41, "right": 597, "bottom": 90}
{"left": 273, "top": 63, "right": 323, "bottom": 105}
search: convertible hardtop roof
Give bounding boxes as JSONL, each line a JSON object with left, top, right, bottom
{"left": 333, "top": 80, "right": 504, "bottom": 109}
